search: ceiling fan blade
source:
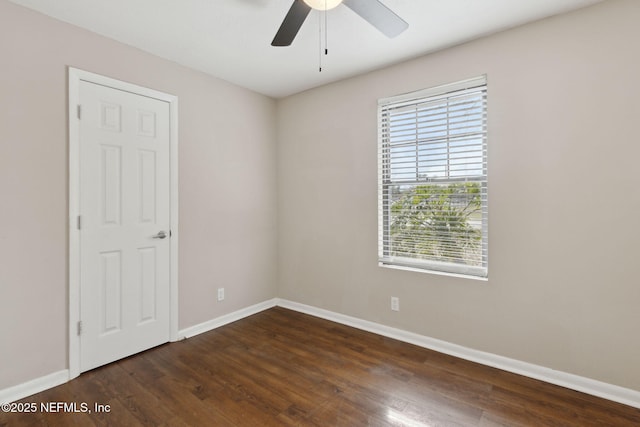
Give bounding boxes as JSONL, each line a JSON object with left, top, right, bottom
{"left": 271, "top": 0, "right": 312, "bottom": 46}
{"left": 342, "top": 0, "right": 408, "bottom": 38}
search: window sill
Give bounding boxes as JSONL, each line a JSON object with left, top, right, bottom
{"left": 379, "top": 262, "right": 488, "bottom": 282}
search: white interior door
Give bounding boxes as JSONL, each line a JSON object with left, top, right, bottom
{"left": 78, "top": 80, "right": 171, "bottom": 372}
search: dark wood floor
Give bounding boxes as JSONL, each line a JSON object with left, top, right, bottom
{"left": 2, "top": 307, "right": 640, "bottom": 426}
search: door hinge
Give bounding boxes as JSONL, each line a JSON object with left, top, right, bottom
{"left": 77, "top": 104, "right": 81, "bottom": 120}
{"left": 77, "top": 321, "right": 83, "bottom": 336}
{"left": 77, "top": 215, "right": 82, "bottom": 230}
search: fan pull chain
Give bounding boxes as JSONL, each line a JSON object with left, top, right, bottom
{"left": 318, "top": 9, "right": 322, "bottom": 72}
{"left": 324, "top": 0, "right": 328, "bottom": 55}
{"left": 318, "top": 0, "right": 329, "bottom": 72}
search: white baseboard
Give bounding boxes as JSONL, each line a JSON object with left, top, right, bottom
{"left": 0, "top": 299, "right": 278, "bottom": 404}
{"left": 178, "top": 298, "right": 278, "bottom": 339}
{"left": 276, "top": 298, "right": 640, "bottom": 409}
{"left": 0, "top": 370, "right": 69, "bottom": 404}
{"left": 4, "top": 298, "right": 638, "bottom": 410}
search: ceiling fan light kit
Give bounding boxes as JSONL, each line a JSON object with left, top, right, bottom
{"left": 303, "top": 0, "right": 343, "bottom": 11}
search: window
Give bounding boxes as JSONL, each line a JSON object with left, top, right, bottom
{"left": 378, "top": 76, "right": 488, "bottom": 278}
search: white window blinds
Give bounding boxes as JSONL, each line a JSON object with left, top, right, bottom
{"left": 378, "top": 76, "right": 488, "bottom": 278}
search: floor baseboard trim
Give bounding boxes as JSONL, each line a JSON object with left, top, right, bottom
{"left": 0, "top": 370, "right": 69, "bottom": 404}
{"left": 276, "top": 298, "right": 640, "bottom": 409}
{"left": 178, "top": 298, "right": 278, "bottom": 339}
{"left": 0, "top": 299, "right": 278, "bottom": 404}
{"left": 4, "top": 299, "right": 638, "bottom": 409}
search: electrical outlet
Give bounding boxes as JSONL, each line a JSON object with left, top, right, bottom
{"left": 391, "top": 297, "right": 399, "bottom": 312}
{"left": 217, "top": 288, "right": 225, "bottom": 302}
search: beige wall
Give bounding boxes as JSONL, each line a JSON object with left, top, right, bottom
{"left": 276, "top": 0, "right": 640, "bottom": 391}
{"left": 0, "top": 0, "right": 277, "bottom": 389}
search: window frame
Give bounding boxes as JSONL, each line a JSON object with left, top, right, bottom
{"left": 377, "top": 76, "right": 488, "bottom": 279}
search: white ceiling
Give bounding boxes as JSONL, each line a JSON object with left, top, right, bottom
{"left": 10, "top": 0, "right": 603, "bottom": 98}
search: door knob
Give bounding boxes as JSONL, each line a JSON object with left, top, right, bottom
{"left": 153, "top": 230, "right": 168, "bottom": 239}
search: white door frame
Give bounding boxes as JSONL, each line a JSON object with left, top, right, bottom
{"left": 68, "top": 67, "right": 179, "bottom": 380}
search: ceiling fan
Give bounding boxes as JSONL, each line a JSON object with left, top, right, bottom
{"left": 272, "top": 0, "right": 408, "bottom": 47}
